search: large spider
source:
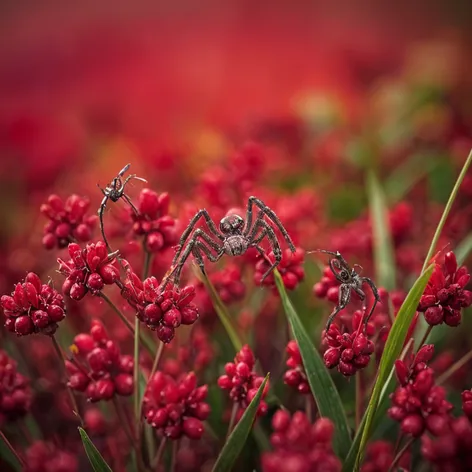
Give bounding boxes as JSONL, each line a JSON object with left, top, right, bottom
{"left": 162, "top": 196, "right": 296, "bottom": 288}
{"left": 318, "top": 250, "right": 380, "bottom": 331}
{"left": 98, "top": 163, "right": 146, "bottom": 251}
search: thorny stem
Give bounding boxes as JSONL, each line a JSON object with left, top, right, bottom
{"left": 226, "top": 402, "right": 239, "bottom": 440}
{"left": 50, "top": 335, "right": 83, "bottom": 426}
{"left": 421, "top": 148, "right": 472, "bottom": 274}
{"left": 152, "top": 437, "right": 167, "bottom": 469}
{"left": 388, "top": 436, "right": 414, "bottom": 472}
{"left": 437, "top": 349, "right": 472, "bottom": 385}
{"left": 0, "top": 430, "right": 25, "bottom": 467}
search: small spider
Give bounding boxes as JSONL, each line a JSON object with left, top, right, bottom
{"left": 317, "top": 250, "right": 380, "bottom": 331}
{"left": 97, "top": 163, "right": 147, "bottom": 251}
{"left": 162, "top": 196, "right": 296, "bottom": 288}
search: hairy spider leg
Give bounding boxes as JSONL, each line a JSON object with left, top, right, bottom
{"left": 361, "top": 277, "right": 381, "bottom": 326}
{"left": 163, "top": 229, "right": 223, "bottom": 288}
{"left": 98, "top": 193, "right": 113, "bottom": 251}
{"left": 117, "top": 163, "right": 131, "bottom": 177}
{"left": 317, "top": 249, "right": 350, "bottom": 268}
{"left": 326, "top": 283, "right": 352, "bottom": 331}
{"left": 327, "top": 258, "right": 349, "bottom": 284}
{"left": 244, "top": 196, "right": 296, "bottom": 252}
{"left": 170, "top": 232, "right": 224, "bottom": 286}
{"left": 172, "top": 210, "right": 224, "bottom": 266}
{"left": 248, "top": 219, "right": 282, "bottom": 282}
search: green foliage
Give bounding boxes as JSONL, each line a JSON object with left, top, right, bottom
{"left": 78, "top": 427, "right": 113, "bottom": 472}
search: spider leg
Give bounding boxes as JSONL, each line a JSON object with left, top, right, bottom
{"left": 121, "top": 193, "right": 140, "bottom": 216}
{"left": 245, "top": 196, "right": 296, "bottom": 252}
{"left": 173, "top": 210, "right": 224, "bottom": 266}
{"left": 326, "top": 283, "right": 352, "bottom": 331}
{"left": 318, "top": 250, "right": 350, "bottom": 268}
{"left": 170, "top": 235, "right": 223, "bottom": 286}
{"left": 328, "top": 258, "right": 350, "bottom": 284}
{"left": 122, "top": 174, "right": 147, "bottom": 188}
{"left": 98, "top": 195, "right": 113, "bottom": 251}
{"left": 361, "top": 277, "right": 381, "bottom": 325}
{"left": 251, "top": 220, "right": 282, "bottom": 282}
{"left": 162, "top": 230, "right": 223, "bottom": 288}
{"left": 118, "top": 163, "right": 131, "bottom": 177}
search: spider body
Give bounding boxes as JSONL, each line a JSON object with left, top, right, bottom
{"left": 318, "top": 250, "right": 380, "bottom": 331}
{"left": 162, "top": 197, "right": 296, "bottom": 288}
{"left": 98, "top": 163, "right": 146, "bottom": 251}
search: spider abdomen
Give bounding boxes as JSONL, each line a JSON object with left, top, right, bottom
{"left": 224, "top": 236, "right": 249, "bottom": 257}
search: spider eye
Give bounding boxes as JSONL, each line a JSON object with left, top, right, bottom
{"left": 340, "top": 270, "right": 349, "bottom": 280}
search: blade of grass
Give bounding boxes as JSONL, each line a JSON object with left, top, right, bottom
{"left": 351, "top": 265, "right": 433, "bottom": 470}
{"left": 274, "top": 270, "right": 351, "bottom": 460}
{"left": 78, "top": 427, "right": 113, "bottom": 472}
{"left": 212, "top": 374, "right": 269, "bottom": 472}
{"left": 367, "top": 170, "right": 396, "bottom": 291}
{"left": 194, "top": 266, "right": 243, "bottom": 352}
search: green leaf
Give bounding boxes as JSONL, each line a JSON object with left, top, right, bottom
{"left": 78, "top": 427, "right": 113, "bottom": 472}
{"left": 196, "top": 267, "right": 243, "bottom": 352}
{"left": 352, "top": 265, "right": 434, "bottom": 470}
{"left": 367, "top": 170, "right": 396, "bottom": 291}
{"left": 274, "top": 271, "right": 351, "bottom": 460}
{"left": 212, "top": 374, "right": 269, "bottom": 472}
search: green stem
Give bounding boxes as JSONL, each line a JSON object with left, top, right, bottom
{"left": 226, "top": 403, "right": 239, "bottom": 440}
{"left": 170, "top": 440, "right": 178, "bottom": 472}
{"left": 388, "top": 436, "right": 414, "bottom": 472}
{"left": 437, "top": 349, "right": 472, "bottom": 385}
{"left": 50, "top": 335, "right": 83, "bottom": 426}
{"left": 421, "top": 149, "right": 472, "bottom": 273}
{"left": 0, "top": 430, "right": 25, "bottom": 468}
{"left": 355, "top": 372, "right": 363, "bottom": 431}
{"left": 152, "top": 437, "right": 167, "bottom": 469}
{"left": 100, "top": 292, "right": 156, "bottom": 356}
{"left": 133, "top": 249, "right": 153, "bottom": 467}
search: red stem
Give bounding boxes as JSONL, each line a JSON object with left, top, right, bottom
{"left": 0, "top": 429, "right": 26, "bottom": 467}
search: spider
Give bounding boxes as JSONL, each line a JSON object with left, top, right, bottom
{"left": 97, "top": 163, "right": 146, "bottom": 251}
{"left": 317, "top": 250, "right": 380, "bottom": 331}
{"left": 162, "top": 196, "right": 296, "bottom": 288}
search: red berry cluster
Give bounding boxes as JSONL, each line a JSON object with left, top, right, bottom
{"left": 57, "top": 242, "right": 120, "bottom": 300}
{"left": 130, "top": 189, "right": 178, "bottom": 253}
{"left": 217, "top": 345, "right": 269, "bottom": 418}
{"left": 262, "top": 410, "right": 341, "bottom": 472}
{"left": 66, "top": 320, "right": 134, "bottom": 402}
{"left": 25, "top": 440, "right": 78, "bottom": 472}
{"left": 1, "top": 272, "right": 66, "bottom": 336}
{"left": 323, "top": 314, "right": 374, "bottom": 376}
{"left": 421, "top": 416, "right": 472, "bottom": 472}
{"left": 122, "top": 273, "right": 199, "bottom": 343}
{"left": 178, "top": 326, "right": 215, "bottom": 373}
{"left": 0, "top": 350, "right": 32, "bottom": 423}
{"left": 40, "top": 194, "right": 97, "bottom": 250}
{"left": 283, "top": 340, "right": 309, "bottom": 394}
{"left": 388, "top": 345, "right": 452, "bottom": 437}
{"left": 361, "top": 440, "right": 410, "bottom": 472}
{"left": 142, "top": 371, "right": 210, "bottom": 440}
{"left": 255, "top": 248, "right": 305, "bottom": 290}
{"left": 418, "top": 251, "right": 472, "bottom": 326}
